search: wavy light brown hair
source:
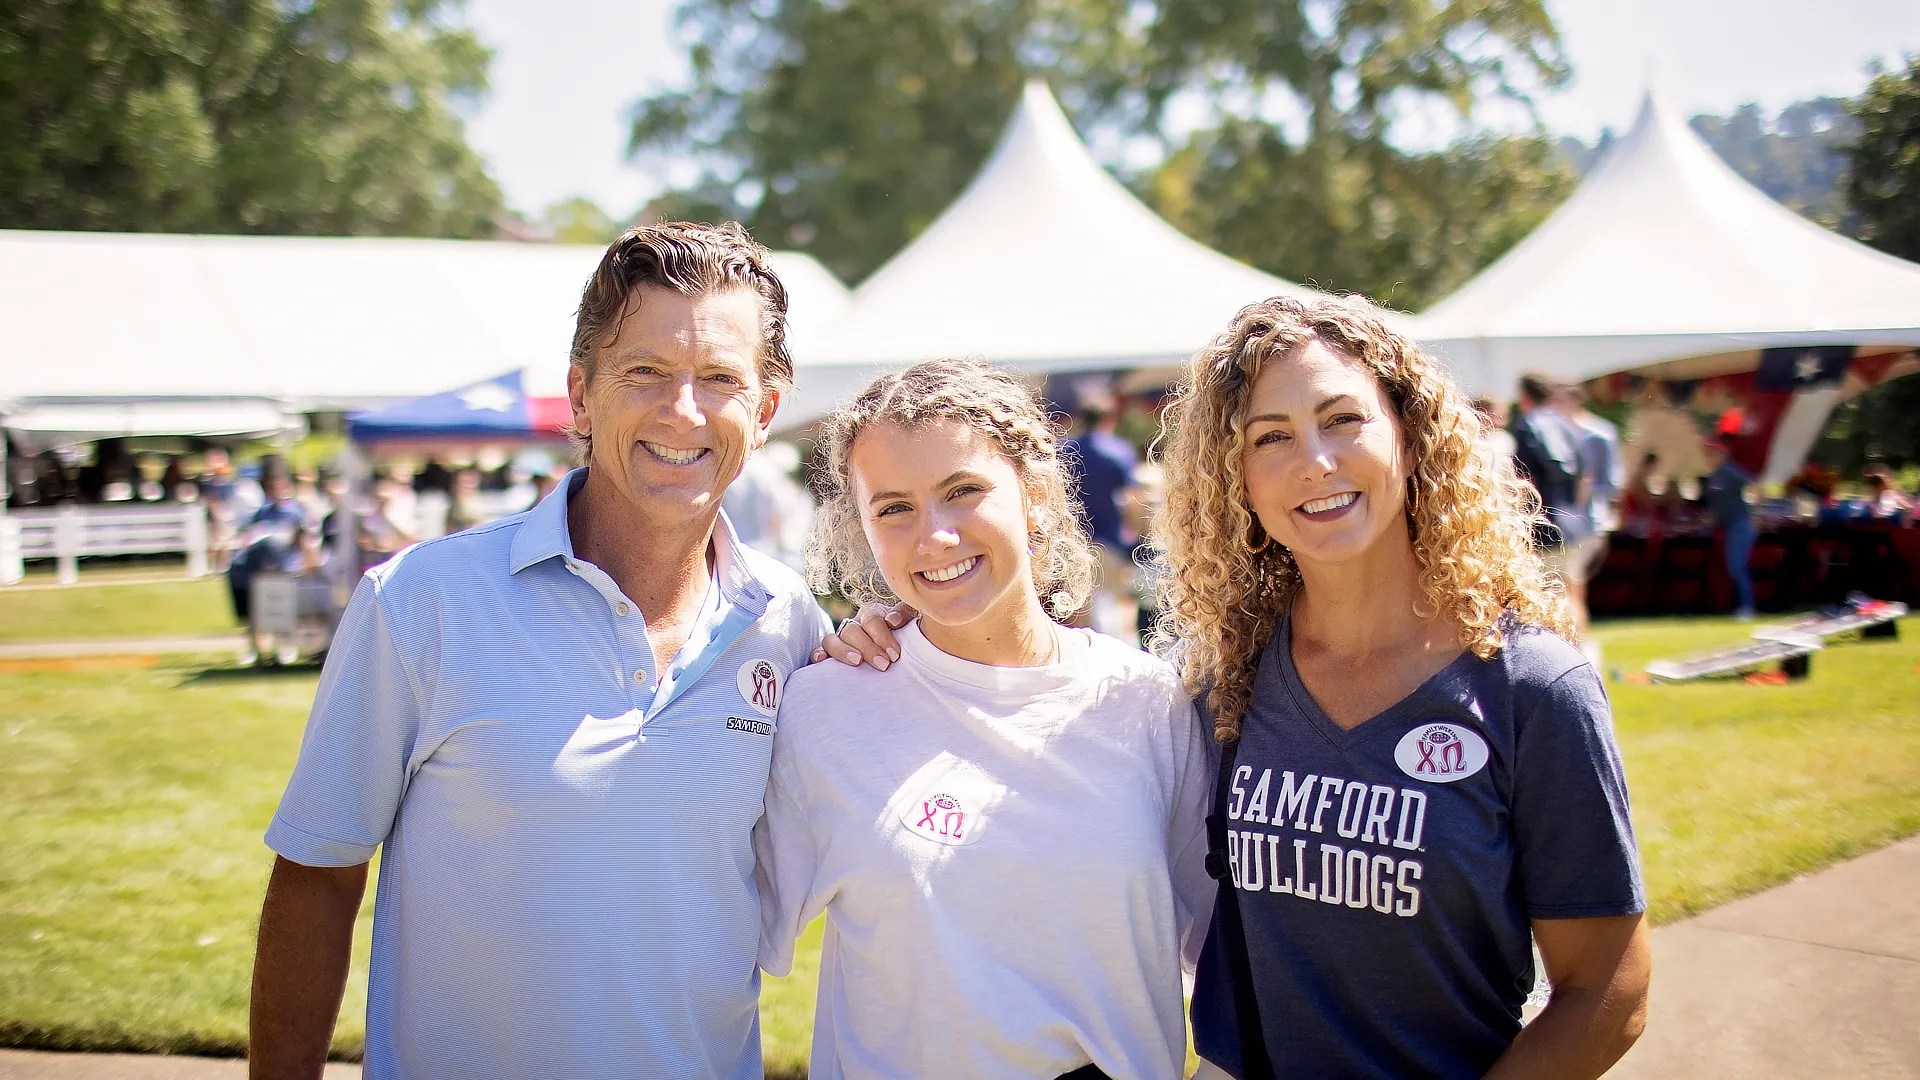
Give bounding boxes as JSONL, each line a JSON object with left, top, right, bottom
{"left": 567, "top": 220, "right": 792, "bottom": 459}
{"left": 807, "top": 359, "right": 1097, "bottom": 621}
{"left": 1155, "top": 296, "right": 1571, "bottom": 742}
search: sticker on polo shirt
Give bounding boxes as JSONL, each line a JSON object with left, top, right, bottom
{"left": 1394, "top": 722, "right": 1490, "bottom": 783}
{"left": 736, "top": 659, "right": 784, "bottom": 717}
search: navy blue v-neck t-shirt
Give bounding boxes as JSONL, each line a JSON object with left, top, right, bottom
{"left": 1191, "top": 617, "right": 1645, "bottom": 1079}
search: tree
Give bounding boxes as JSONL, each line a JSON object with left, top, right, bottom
{"left": 542, "top": 196, "right": 623, "bottom": 245}
{"left": 0, "top": 0, "right": 503, "bottom": 237}
{"left": 1690, "top": 99, "right": 1857, "bottom": 231}
{"left": 1147, "top": 124, "right": 1574, "bottom": 308}
{"left": 631, "top": 0, "right": 1128, "bottom": 285}
{"left": 1847, "top": 54, "right": 1920, "bottom": 261}
{"left": 631, "top": 0, "right": 1571, "bottom": 301}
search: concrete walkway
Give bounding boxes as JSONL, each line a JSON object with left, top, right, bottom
{"left": 1607, "top": 832, "right": 1920, "bottom": 1078}
{"left": 3, "top": 836, "right": 1916, "bottom": 1079}
{"left": 0, "top": 637, "right": 244, "bottom": 660}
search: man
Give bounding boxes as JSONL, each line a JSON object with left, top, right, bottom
{"left": 1064, "top": 395, "right": 1141, "bottom": 641}
{"left": 249, "top": 222, "right": 837, "bottom": 1079}
{"left": 1554, "top": 383, "right": 1625, "bottom": 642}
{"left": 1703, "top": 440, "right": 1758, "bottom": 619}
{"left": 1509, "top": 373, "right": 1587, "bottom": 581}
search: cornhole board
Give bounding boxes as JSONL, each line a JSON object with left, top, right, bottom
{"left": 1645, "top": 630, "right": 1823, "bottom": 684}
{"left": 1753, "top": 596, "right": 1906, "bottom": 644}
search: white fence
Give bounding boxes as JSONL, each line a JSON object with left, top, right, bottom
{"left": 5, "top": 504, "right": 209, "bottom": 584}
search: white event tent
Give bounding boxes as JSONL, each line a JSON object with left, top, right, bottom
{"left": 778, "top": 80, "right": 1323, "bottom": 431}
{"left": 0, "top": 229, "right": 850, "bottom": 447}
{"left": 1418, "top": 93, "right": 1920, "bottom": 395}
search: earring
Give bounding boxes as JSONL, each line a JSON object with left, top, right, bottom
{"left": 1245, "top": 518, "right": 1272, "bottom": 554}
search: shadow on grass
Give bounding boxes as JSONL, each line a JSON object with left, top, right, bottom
{"left": 0, "top": 1022, "right": 808, "bottom": 1076}
{"left": 177, "top": 660, "right": 325, "bottom": 685}
{"left": 0, "top": 1020, "right": 362, "bottom": 1063}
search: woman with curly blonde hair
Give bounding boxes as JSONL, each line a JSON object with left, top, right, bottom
{"left": 1159, "top": 297, "right": 1650, "bottom": 1080}
{"left": 757, "top": 359, "right": 1213, "bottom": 1080}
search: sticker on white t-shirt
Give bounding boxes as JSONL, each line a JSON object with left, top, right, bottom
{"left": 900, "top": 791, "right": 982, "bottom": 846}
{"left": 892, "top": 755, "right": 1001, "bottom": 848}
{"left": 736, "top": 659, "right": 784, "bottom": 717}
{"left": 1394, "top": 722, "right": 1490, "bottom": 783}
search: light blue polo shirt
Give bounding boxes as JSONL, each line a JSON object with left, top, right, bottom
{"left": 267, "top": 469, "right": 831, "bottom": 1080}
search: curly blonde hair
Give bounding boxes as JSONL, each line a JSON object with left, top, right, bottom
{"left": 807, "top": 359, "right": 1098, "bottom": 620}
{"left": 1155, "top": 296, "right": 1572, "bottom": 742}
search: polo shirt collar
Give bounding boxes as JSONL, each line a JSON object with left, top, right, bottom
{"left": 509, "top": 467, "right": 771, "bottom": 615}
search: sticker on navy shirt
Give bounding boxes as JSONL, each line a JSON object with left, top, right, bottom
{"left": 736, "top": 659, "right": 784, "bottom": 717}
{"left": 1394, "top": 721, "right": 1490, "bottom": 783}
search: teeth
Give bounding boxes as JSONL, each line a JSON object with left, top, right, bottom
{"left": 643, "top": 442, "right": 706, "bottom": 465}
{"left": 921, "top": 556, "right": 977, "bottom": 583}
{"left": 1302, "top": 492, "right": 1358, "bottom": 514}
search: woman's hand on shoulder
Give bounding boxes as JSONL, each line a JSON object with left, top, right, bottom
{"left": 811, "top": 603, "right": 914, "bottom": 670}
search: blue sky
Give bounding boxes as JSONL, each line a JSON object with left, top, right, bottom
{"left": 457, "top": 0, "right": 1920, "bottom": 218}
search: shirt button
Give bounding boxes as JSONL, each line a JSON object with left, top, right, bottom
{"left": 616, "top": 602, "right": 630, "bottom": 616}
{"left": 633, "top": 669, "right": 648, "bottom": 684}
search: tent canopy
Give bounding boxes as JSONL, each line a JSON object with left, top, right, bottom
{"left": 1418, "top": 93, "right": 1920, "bottom": 393}
{"left": 347, "top": 370, "right": 573, "bottom": 443}
{"left": 778, "top": 80, "right": 1322, "bottom": 430}
{"left": 0, "top": 230, "right": 851, "bottom": 419}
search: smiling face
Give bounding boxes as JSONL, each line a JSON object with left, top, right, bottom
{"left": 848, "top": 419, "right": 1042, "bottom": 635}
{"left": 1240, "top": 337, "right": 1413, "bottom": 571}
{"left": 568, "top": 285, "right": 776, "bottom": 528}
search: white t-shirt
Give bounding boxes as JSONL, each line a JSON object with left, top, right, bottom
{"left": 755, "top": 621, "right": 1215, "bottom": 1080}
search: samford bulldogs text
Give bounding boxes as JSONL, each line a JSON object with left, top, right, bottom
{"left": 1225, "top": 766, "right": 1429, "bottom": 917}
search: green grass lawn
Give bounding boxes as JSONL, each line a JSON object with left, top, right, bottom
{"left": 0, "top": 615, "right": 1915, "bottom": 1067}
{"left": 0, "top": 578, "right": 238, "bottom": 643}
{"left": 1596, "top": 614, "right": 1920, "bottom": 922}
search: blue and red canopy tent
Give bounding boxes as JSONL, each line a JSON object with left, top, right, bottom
{"left": 347, "top": 371, "right": 572, "bottom": 447}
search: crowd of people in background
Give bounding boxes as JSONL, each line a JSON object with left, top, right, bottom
{"left": 3, "top": 374, "right": 1914, "bottom": 646}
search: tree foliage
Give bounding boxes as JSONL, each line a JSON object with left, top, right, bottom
{"left": 0, "top": 0, "right": 503, "bottom": 237}
{"left": 542, "top": 196, "right": 623, "bottom": 245}
{"left": 1847, "top": 54, "right": 1920, "bottom": 262}
{"left": 632, "top": 0, "right": 1573, "bottom": 303}
{"left": 1690, "top": 98, "right": 1857, "bottom": 232}
{"left": 632, "top": 0, "right": 1126, "bottom": 285}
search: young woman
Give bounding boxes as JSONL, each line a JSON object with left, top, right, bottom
{"left": 755, "top": 359, "right": 1212, "bottom": 1080}
{"left": 1158, "top": 297, "right": 1651, "bottom": 1080}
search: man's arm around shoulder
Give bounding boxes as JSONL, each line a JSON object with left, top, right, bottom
{"left": 249, "top": 856, "right": 368, "bottom": 1079}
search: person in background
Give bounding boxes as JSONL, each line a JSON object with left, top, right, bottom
{"left": 1702, "top": 441, "right": 1757, "bottom": 619}
{"left": 442, "top": 468, "right": 486, "bottom": 534}
{"left": 1064, "top": 394, "right": 1141, "bottom": 641}
{"left": 1865, "top": 467, "right": 1912, "bottom": 522}
{"left": 412, "top": 455, "right": 453, "bottom": 496}
{"left": 722, "top": 441, "right": 814, "bottom": 573}
{"left": 526, "top": 469, "right": 558, "bottom": 511}
{"left": 1471, "top": 396, "right": 1517, "bottom": 477}
{"left": 1555, "top": 383, "right": 1624, "bottom": 651}
{"left": 228, "top": 464, "right": 313, "bottom": 661}
{"left": 1618, "top": 452, "right": 1666, "bottom": 539}
{"left": 1510, "top": 373, "right": 1587, "bottom": 595}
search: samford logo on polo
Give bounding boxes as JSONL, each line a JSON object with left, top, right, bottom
{"left": 1393, "top": 722, "right": 1490, "bottom": 783}
{"left": 725, "top": 717, "right": 773, "bottom": 737}
{"left": 736, "top": 659, "right": 783, "bottom": 717}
